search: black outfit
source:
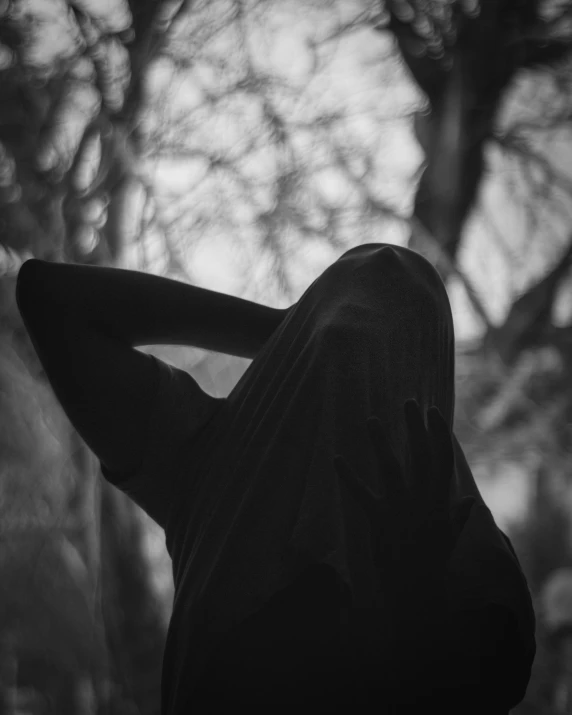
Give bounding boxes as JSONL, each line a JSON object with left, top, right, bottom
{"left": 94, "top": 244, "right": 534, "bottom": 712}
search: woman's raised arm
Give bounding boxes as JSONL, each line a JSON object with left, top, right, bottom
{"left": 15, "top": 259, "right": 288, "bottom": 479}
{"left": 17, "top": 258, "right": 287, "bottom": 359}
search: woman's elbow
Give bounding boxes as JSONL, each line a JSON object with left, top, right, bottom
{"left": 16, "top": 258, "right": 46, "bottom": 316}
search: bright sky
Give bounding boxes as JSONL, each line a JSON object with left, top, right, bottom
{"left": 140, "top": 1, "right": 572, "bottom": 347}
{"left": 6, "top": 1, "right": 570, "bottom": 341}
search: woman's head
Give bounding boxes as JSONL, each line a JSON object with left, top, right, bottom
{"left": 328, "top": 242, "right": 456, "bottom": 482}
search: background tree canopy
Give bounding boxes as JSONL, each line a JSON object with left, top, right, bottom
{"left": 0, "top": 0, "right": 571, "bottom": 713}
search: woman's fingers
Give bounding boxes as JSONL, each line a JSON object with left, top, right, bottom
{"left": 366, "top": 415, "right": 403, "bottom": 498}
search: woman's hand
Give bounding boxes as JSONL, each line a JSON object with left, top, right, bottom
{"left": 333, "top": 399, "right": 476, "bottom": 599}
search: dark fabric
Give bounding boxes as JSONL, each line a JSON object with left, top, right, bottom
{"left": 100, "top": 243, "right": 535, "bottom": 714}
{"left": 192, "top": 563, "right": 364, "bottom": 709}
{"left": 192, "top": 565, "right": 524, "bottom": 711}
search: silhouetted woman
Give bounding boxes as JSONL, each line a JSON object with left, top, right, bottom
{"left": 16, "top": 243, "right": 535, "bottom": 713}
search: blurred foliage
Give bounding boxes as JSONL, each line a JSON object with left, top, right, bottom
{"left": 0, "top": 0, "right": 571, "bottom": 713}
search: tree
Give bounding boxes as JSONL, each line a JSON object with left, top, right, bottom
{"left": 1, "top": 0, "right": 572, "bottom": 711}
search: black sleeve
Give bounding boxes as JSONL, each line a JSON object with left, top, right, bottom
{"left": 101, "top": 355, "right": 224, "bottom": 528}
